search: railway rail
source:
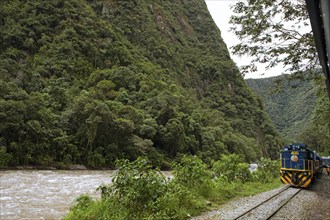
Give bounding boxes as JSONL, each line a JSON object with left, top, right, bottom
{"left": 233, "top": 186, "right": 302, "bottom": 220}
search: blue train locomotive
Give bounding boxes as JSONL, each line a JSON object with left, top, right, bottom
{"left": 280, "top": 144, "right": 322, "bottom": 188}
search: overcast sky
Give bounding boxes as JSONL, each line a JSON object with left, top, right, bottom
{"left": 205, "top": 0, "right": 283, "bottom": 79}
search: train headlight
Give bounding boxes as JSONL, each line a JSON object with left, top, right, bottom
{"left": 282, "top": 171, "right": 286, "bottom": 174}
{"left": 303, "top": 172, "right": 308, "bottom": 176}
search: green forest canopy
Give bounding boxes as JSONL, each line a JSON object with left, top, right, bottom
{"left": 0, "top": 0, "right": 282, "bottom": 168}
{"left": 246, "top": 75, "right": 329, "bottom": 155}
{"left": 245, "top": 75, "right": 316, "bottom": 142}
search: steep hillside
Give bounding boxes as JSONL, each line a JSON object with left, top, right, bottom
{"left": 0, "top": 0, "right": 281, "bottom": 168}
{"left": 246, "top": 75, "right": 316, "bottom": 141}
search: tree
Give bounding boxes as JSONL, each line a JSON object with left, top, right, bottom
{"left": 229, "top": 0, "right": 329, "bottom": 157}
{"left": 0, "top": 0, "right": 286, "bottom": 167}
{"left": 162, "top": 118, "right": 186, "bottom": 157}
{"left": 229, "top": 0, "right": 318, "bottom": 77}
{"left": 298, "top": 79, "right": 330, "bottom": 154}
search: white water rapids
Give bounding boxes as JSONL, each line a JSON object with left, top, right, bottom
{"left": 0, "top": 170, "right": 114, "bottom": 220}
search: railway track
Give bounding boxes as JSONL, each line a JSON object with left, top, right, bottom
{"left": 233, "top": 186, "right": 302, "bottom": 220}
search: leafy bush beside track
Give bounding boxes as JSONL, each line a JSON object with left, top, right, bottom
{"left": 64, "top": 155, "right": 281, "bottom": 220}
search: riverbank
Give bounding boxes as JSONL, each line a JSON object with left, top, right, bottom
{"left": 2, "top": 164, "right": 95, "bottom": 170}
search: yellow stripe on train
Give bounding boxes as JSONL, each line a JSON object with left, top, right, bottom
{"left": 280, "top": 176, "right": 289, "bottom": 185}
{"left": 302, "top": 179, "right": 311, "bottom": 188}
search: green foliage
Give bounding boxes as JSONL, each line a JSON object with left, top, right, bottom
{"left": 297, "top": 78, "right": 330, "bottom": 155}
{"left": 0, "top": 0, "right": 282, "bottom": 168}
{"left": 65, "top": 194, "right": 130, "bottom": 220}
{"left": 70, "top": 194, "right": 94, "bottom": 212}
{"left": 230, "top": 0, "right": 318, "bottom": 77}
{"left": 0, "top": 146, "right": 13, "bottom": 167}
{"left": 108, "top": 158, "right": 167, "bottom": 216}
{"left": 64, "top": 198, "right": 129, "bottom": 220}
{"left": 246, "top": 75, "right": 329, "bottom": 156}
{"left": 212, "top": 154, "right": 252, "bottom": 183}
{"left": 252, "top": 157, "right": 279, "bottom": 183}
{"left": 65, "top": 156, "right": 281, "bottom": 220}
{"left": 246, "top": 75, "right": 316, "bottom": 142}
{"left": 172, "top": 155, "right": 211, "bottom": 189}
{"left": 155, "top": 183, "right": 206, "bottom": 219}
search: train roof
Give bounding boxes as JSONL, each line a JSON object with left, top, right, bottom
{"left": 282, "top": 144, "right": 310, "bottom": 151}
{"left": 282, "top": 144, "right": 320, "bottom": 155}
{"left": 305, "top": 0, "right": 330, "bottom": 99}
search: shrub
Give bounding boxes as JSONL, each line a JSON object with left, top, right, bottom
{"left": 109, "top": 157, "right": 167, "bottom": 216}
{"left": 64, "top": 195, "right": 129, "bottom": 220}
{"left": 155, "top": 182, "right": 206, "bottom": 219}
{"left": 70, "top": 194, "right": 94, "bottom": 212}
{"left": 252, "top": 157, "right": 279, "bottom": 183}
{"left": 211, "top": 154, "right": 252, "bottom": 182}
{"left": 0, "top": 146, "right": 13, "bottom": 167}
{"left": 171, "top": 155, "right": 211, "bottom": 189}
{"left": 65, "top": 156, "right": 281, "bottom": 220}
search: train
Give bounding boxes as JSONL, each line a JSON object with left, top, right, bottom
{"left": 322, "top": 156, "right": 330, "bottom": 167}
{"left": 280, "top": 144, "right": 323, "bottom": 188}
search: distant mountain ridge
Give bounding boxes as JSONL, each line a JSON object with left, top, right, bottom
{"left": 246, "top": 75, "right": 316, "bottom": 141}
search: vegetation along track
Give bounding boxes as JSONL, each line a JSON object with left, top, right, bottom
{"left": 234, "top": 186, "right": 302, "bottom": 220}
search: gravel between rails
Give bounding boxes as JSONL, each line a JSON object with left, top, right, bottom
{"left": 273, "top": 171, "right": 330, "bottom": 220}
{"left": 191, "top": 171, "right": 330, "bottom": 220}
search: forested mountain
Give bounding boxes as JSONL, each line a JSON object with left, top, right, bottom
{"left": 246, "top": 75, "right": 330, "bottom": 155}
{"left": 0, "top": 0, "right": 282, "bottom": 168}
{"left": 246, "top": 75, "right": 316, "bottom": 141}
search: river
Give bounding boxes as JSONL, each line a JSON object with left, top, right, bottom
{"left": 0, "top": 170, "right": 114, "bottom": 220}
